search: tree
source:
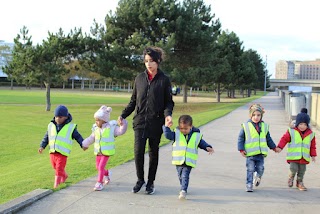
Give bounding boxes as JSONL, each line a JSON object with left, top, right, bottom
{"left": 88, "top": 0, "right": 179, "bottom": 84}
{"left": 168, "top": 0, "right": 221, "bottom": 103}
{"left": 212, "top": 31, "right": 243, "bottom": 99}
{"left": 238, "top": 51, "right": 258, "bottom": 97}
{"left": 33, "top": 28, "right": 86, "bottom": 111}
{"left": 3, "top": 26, "right": 37, "bottom": 89}
{"left": 4, "top": 26, "right": 87, "bottom": 111}
{"left": 0, "top": 41, "right": 13, "bottom": 89}
{"left": 244, "top": 49, "right": 265, "bottom": 93}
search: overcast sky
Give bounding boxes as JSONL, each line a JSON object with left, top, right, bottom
{"left": 1, "top": 0, "right": 319, "bottom": 78}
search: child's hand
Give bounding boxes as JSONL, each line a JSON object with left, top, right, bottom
{"left": 207, "top": 147, "right": 214, "bottom": 155}
{"left": 312, "top": 156, "right": 316, "bottom": 162}
{"left": 240, "top": 150, "right": 246, "bottom": 158}
{"left": 165, "top": 120, "right": 173, "bottom": 127}
{"left": 275, "top": 147, "right": 282, "bottom": 153}
{"left": 38, "top": 147, "right": 44, "bottom": 154}
{"left": 165, "top": 116, "right": 173, "bottom": 127}
{"left": 83, "top": 147, "right": 88, "bottom": 151}
{"left": 117, "top": 116, "right": 124, "bottom": 126}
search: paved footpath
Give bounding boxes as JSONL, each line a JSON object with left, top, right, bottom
{"left": 6, "top": 92, "right": 320, "bottom": 213}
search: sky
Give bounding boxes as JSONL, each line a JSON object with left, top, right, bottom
{"left": 1, "top": 0, "right": 319, "bottom": 78}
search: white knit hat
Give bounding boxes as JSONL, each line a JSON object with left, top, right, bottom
{"left": 94, "top": 105, "right": 112, "bottom": 122}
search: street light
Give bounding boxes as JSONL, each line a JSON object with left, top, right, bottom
{"left": 264, "top": 55, "right": 267, "bottom": 95}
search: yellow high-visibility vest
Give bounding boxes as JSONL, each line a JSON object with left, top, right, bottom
{"left": 287, "top": 128, "right": 314, "bottom": 162}
{"left": 242, "top": 122, "right": 269, "bottom": 157}
{"left": 93, "top": 125, "right": 115, "bottom": 156}
{"left": 48, "top": 122, "right": 76, "bottom": 156}
{"left": 172, "top": 129, "right": 202, "bottom": 168}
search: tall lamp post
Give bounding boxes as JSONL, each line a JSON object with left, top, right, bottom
{"left": 264, "top": 55, "right": 267, "bottom": 95}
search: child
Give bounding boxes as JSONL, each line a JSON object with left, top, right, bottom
{"left": 38, "top": 105, "right": 85, "bottom": 189}
{"left": 277, "top": 112, "right": 316, "bottom": 191}
{"left": 237, "top": 104, "right": 280, "bottom": 192}
{"left": 163, "top": 114, "right": 214, "bottom": 200}
{"left": 82, "top": 105, "right": 128, "bottom": 191}
{"left": 290, "top": 108, "right": 308, "bottom": 128}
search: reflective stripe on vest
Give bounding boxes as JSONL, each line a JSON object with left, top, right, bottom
{"left": 172, "top": 129, "right": 202, "bottom": 168}
{"left": 287, "top": 128, "right": 314, "bottom": 162}
{"left": 242, "top": 122, "right": 269, "bottom": 157}
{"left": 94, "top": 125, "right": 115, "bottom": 156}
{"left": 48, "top": 122, "right": 76, "bottom": 156}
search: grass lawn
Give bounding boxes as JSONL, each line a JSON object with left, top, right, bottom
{"left": 0, "top": 88, "right": 263, "bottom": 204}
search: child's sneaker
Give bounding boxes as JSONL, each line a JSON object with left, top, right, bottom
{"left": 104, "top": 171, "right": 112, "bottom": 185}
{"left": 104, "top": 176, "right": 111, "bottom": 185}
{"left": 253, "top": 172, "right": 261, "bottom": 187}
{"left": 178, "top": 190, "right": 187, "bottom": 200}
{"left": 288, "top": 177, "right": 294, "bottom": 187}
{"left": 93, "top": 182, "right": 104, "bottom": 191}
{"left": 61, "top": 174, "right": 68, "bottom": 183}
{"left": 246, "top": 184, "right": 253, "bottom": 192}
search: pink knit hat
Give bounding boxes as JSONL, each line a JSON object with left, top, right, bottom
{"left": 94, "top": 105, "right": 112, "bottom": 122}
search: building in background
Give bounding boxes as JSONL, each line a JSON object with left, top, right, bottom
{"left": 0, "top": 41, "right": 14, "bottom": 78}
{"left": 275, "top": 60, "right": 295, "bottom": 79}
{"left": 275, "top": 59, "right": 320, "bottom": 80}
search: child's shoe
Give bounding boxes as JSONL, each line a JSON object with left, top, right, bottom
{"left": 93, "top": 182, "right": 104, "bottom": 191}
{"left": 288, "top": 177, "right": 294, "bottom": 187}
{"left": 54, "top": 176, "right": 62, "bottom": 188}
{"left": 253, "top": 172, "right": 261, "bottom": 187}
{"left": 178, "top": 190, "right": 187, "bottom": 200}
{"left": 61, "top": 174, "right": 68, "bottom": 183}
{"left": 104, "top": 171, "right": 112, "bottom": 185}
{"left": 104, "top": 176, "right": 111, "bottom": 185}
{"left": 297, "top": 181, "right": 307, "bottom": 191}
{"left": 246, "top": 184, "right": 253, "bottom": 192}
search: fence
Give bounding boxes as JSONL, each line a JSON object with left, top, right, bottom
{"left": 279, "top": 89, "right": 320, "bottom": 130}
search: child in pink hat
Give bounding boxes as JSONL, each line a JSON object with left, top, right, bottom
{"left": 82, "top": 105, "right": 128, "bottom": 191}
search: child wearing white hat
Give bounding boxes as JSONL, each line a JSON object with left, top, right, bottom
{"left": 82, "top": 105, "right": 128, "bottom": 191}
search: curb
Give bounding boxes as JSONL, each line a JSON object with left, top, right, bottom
{"left": 0, "top": 189, "right": 52, "bottom": 214}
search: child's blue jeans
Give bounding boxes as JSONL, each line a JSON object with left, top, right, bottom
{"left": 176, "top": 165, "right": 192, "bottom": 192}
{"left": 246, "top": 154, "right": 265, "bottom": 185}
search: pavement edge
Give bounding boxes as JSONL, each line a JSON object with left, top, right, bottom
{"left": 0, "top": 189, "right": 53, "bottom": 214}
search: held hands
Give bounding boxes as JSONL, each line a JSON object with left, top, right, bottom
{"left": 274, "top": 147, "right": 282, "bottom": 153}
{"left": 117, "top": 116, "right": 123, "bottom": 126}
{"left": 312, "top": 156, "right": 316, "bottom": 162}
{"left": 165, "top": 115, "right": 173, "bottom": 127}
{"left": 207, "top": 147, "right": 214, "bottom": 155}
